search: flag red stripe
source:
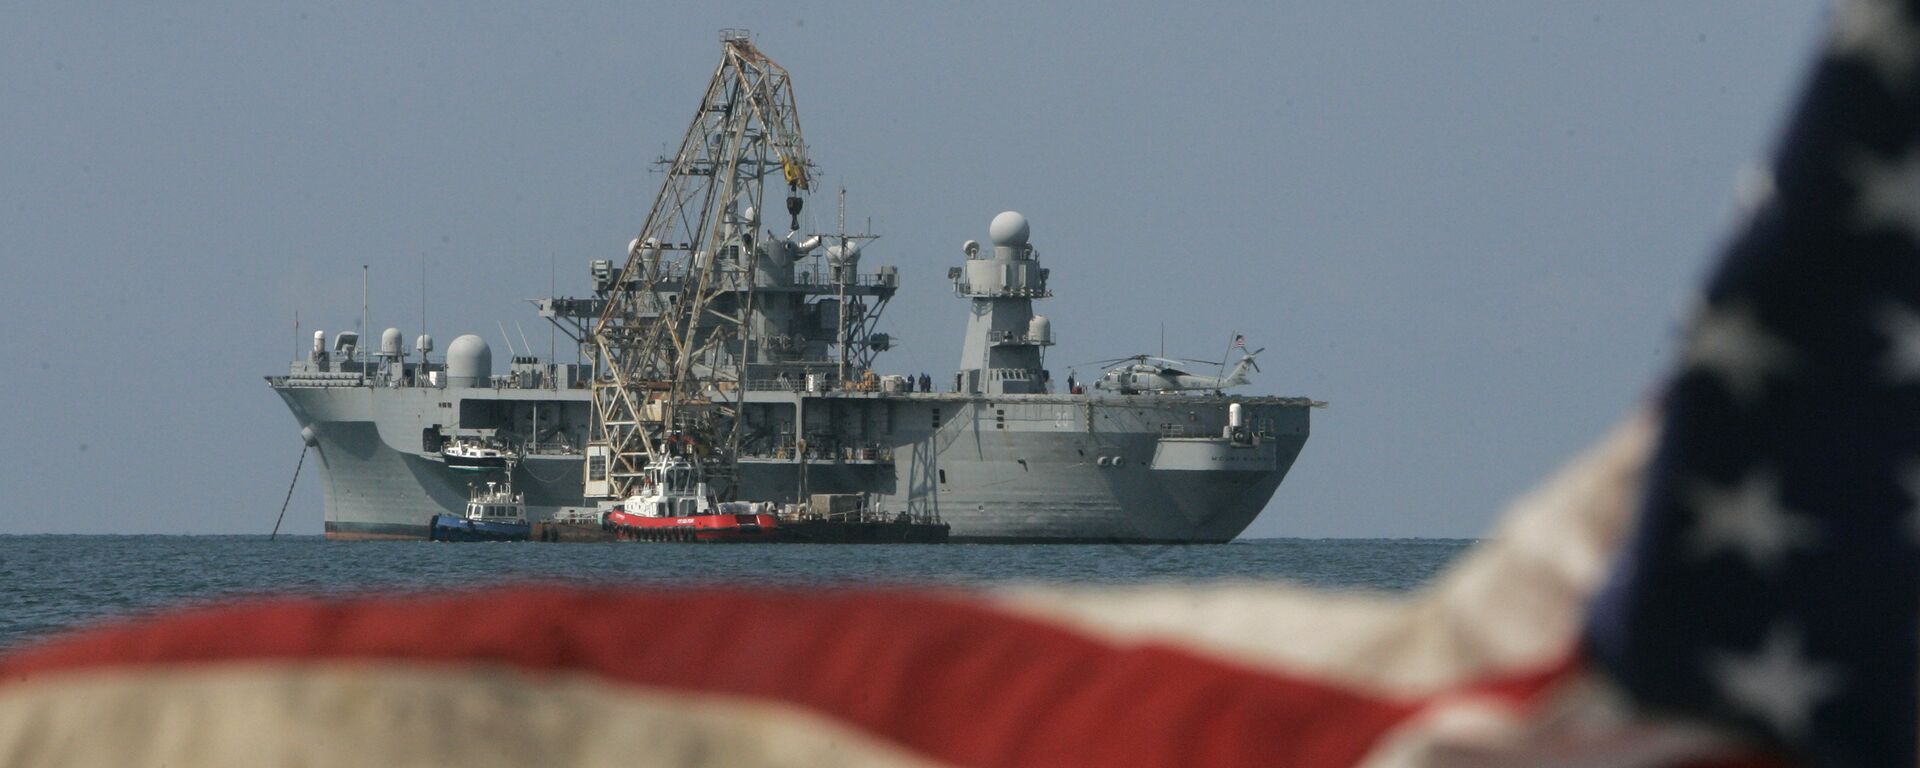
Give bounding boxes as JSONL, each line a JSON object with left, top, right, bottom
{"left": 0, "top": 587, "right": 1576, "bottom": 768}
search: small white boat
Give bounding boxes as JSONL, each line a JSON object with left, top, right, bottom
{"left": 440, "top": 438, "right": 511, "bottom": 472}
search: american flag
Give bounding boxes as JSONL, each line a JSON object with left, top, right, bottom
{"left": 1586, "top": 0, "right": 1920, "bottom": 762}
{"left": 0, "top": 3, "right": 1914, "bottom": 766}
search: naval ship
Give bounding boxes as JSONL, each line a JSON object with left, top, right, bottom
{"left": 267, "top": 35, "right": 1319, "bottom": 543}
{"left": 269, "top": 209, "right": 1317, "bottom": 542}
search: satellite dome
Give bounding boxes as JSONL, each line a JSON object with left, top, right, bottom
{"left": 380, "top": 328, "right": 403, "bottom": 358}
{"left": 988, "top": 211, "right": 1030, "bottom": 247}
{"left": 445, "top": 334, "right": 492, "bottom": 388}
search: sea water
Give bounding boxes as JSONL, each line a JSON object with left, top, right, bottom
{"left": 0, "top": 536, "right": 1473, "bottom": 650}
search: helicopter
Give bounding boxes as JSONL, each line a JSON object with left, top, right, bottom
{"left": 1086, "top": 347, "right": 1264, "bottom": 395}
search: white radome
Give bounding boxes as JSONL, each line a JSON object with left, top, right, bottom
{"left": 989, "top": 211, "right": 1030, "bottom": 247}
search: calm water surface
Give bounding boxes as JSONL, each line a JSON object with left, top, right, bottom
{"left": 0, "top": 536, "right": 1472, "bottom": 650}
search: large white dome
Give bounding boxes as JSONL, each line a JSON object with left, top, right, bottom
{"left": 445, "top": 334, "right": 492, "bottom": 387}
{"left": 988, "top": 211, "right": 1030, "bottom": 247}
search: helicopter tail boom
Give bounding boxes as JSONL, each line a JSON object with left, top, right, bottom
{"left": 1223, "top": 347, "right": 1265, "bottom": 387}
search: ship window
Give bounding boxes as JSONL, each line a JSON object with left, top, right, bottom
{"left": 458, "top": 400, "right": 504, "bottom": 429}
{"left": 938, "top": 469, "right": 947, "bottom": 485}
{"left": 588, "top": 455, "right": 606, "bottom": 482}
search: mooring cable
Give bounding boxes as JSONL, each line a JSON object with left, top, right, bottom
{"left": 271, "top": 445, "right": 308, "bottom": 540}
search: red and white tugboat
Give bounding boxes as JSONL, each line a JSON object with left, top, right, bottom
{"left": 602, "top": 457, "right": 779, "bottom": 543}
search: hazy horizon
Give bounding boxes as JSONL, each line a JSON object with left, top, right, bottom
{"left": 1, "top": 2, "right": 1826, "bottom": 537}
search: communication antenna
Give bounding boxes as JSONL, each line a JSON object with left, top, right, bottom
{"left": 837, "top": 186, "right": 848, "bottom": 383}
{"left": 498, "top": 320, "right": 519, "bottom": 358}
{"left": 1217, "top": 330, "right": 1238, "bottom": 381}
{"left": 549, "top": 254, "right": 558, "bottom": 378}
{"left": 360, "top": 265, "right": 369, "bottom": 370}
{"left": 420, "top": 253, "right": 428, "bottom": 365}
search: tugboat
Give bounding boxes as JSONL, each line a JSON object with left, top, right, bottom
{"left": 600, "top": 456, "right": 948, "bottom": 544}
{"left": 603, "top": 457, "right": 779, "bottom": 542}
{"left": 440, "top": 437, "right": 511, "bottom": 472}
{"left": 429, "top": 480, "right": 531, "bottom": 542}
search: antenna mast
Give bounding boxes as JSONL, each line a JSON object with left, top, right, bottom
{"left": 360, "top": 265, "right": 369, "bottom": 373}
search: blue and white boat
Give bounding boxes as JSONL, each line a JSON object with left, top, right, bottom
{"left": 428, "top": 480, "right": 530, "bottom": 542}
{"left": 439, "top": 438, "right": 512, "bottom": 473}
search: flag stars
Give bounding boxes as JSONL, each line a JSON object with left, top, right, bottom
{"left": 1850, "top": 148, "right": 1920, "bottom": 241}
{"left": 1710, "top": 625, "right": 1841, "bottom": 740}
{"left": 1683, "top": 305, "right": 1795, "bottom": 406}
{"left": 1830, "top": 0, "right": 1920, "bottom": 91}
{"left": 1876, "top": 302, "right": 1920, "bottom": 383}
{"left": 1687, "top": 469, "right": 1817, "bottom": 571}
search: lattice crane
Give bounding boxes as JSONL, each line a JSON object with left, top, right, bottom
{"left": 586, "top": 29, "right": 812, "bottom": 501}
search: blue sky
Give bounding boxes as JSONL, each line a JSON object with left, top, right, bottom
{"left": 0, "top": 2, "right": 1827, "bottom": 536}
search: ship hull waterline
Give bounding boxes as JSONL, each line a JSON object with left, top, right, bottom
{"left": 275, "top": 385, "right": 1310, "bottom": 544}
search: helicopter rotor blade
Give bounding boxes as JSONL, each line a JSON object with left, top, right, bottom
{"left": 1240, "top": 348, "right": 1265, "bottom": 373}
{"left": 1080, "top": 354, "right": 1149, "bottom": 368}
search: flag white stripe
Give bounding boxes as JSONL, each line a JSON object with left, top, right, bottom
{"left": 1357, "top": 671, "right": 1744, "bottom": 768}
{"left": 0, "top": 663, "right": 953, "bottom": 768}
{"left": 987, "top": 412, "right": 1655, "bottom": 695}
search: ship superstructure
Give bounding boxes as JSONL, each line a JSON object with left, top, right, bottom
{"left": 955, "top": 212, "right": 1054, "bottom": 395}
{"left": 267, "top": 32, "right": 1319, "bottom": 542}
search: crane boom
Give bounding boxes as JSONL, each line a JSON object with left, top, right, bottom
{"left": 586, "top": 30, "right": 812, "bottom": 501}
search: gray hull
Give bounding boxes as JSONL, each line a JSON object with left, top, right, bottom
{"left": 274, "top": 382, "right": 1310, "bottom": 542}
